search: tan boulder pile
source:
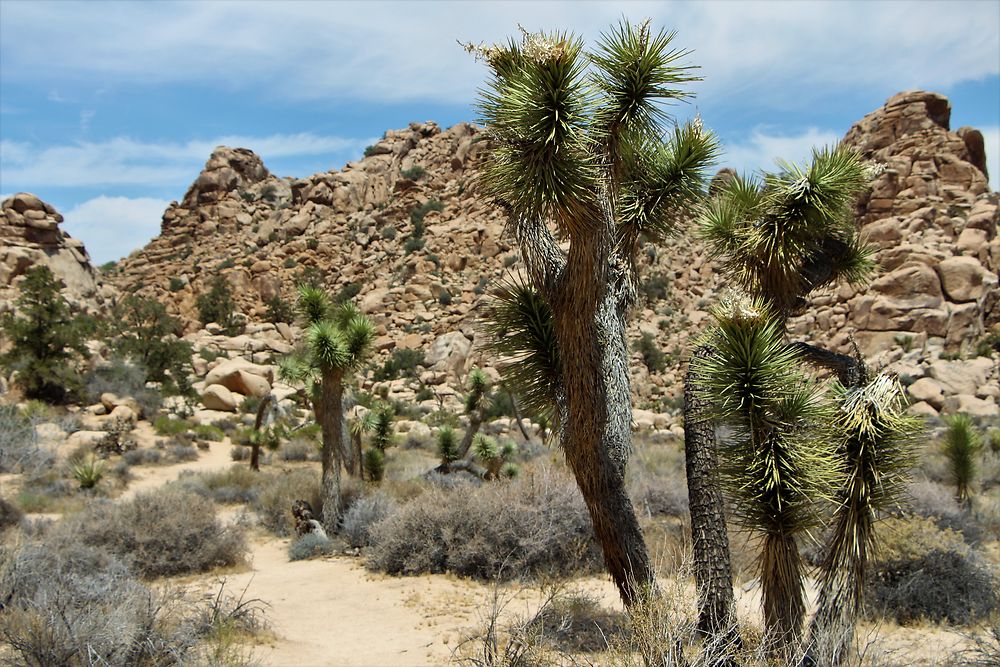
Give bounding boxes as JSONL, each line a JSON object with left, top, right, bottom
{"left": 0, "top": 193, "right": 101, "bottom": 311}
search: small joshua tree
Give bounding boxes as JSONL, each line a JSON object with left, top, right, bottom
{"left": 471, "top": 433, "right": 518, "bottom": 480}
{"left": 942, "top": 413, "right": 982, "bottom": 508}
{"left": 694, "top": 296, "right": 841, "bottom": 655}
{"left": 436, "top": 426, "right": 459, "bottom": 467}
{"left": 457, "top": 367, "right": 491, "bottom": 458}
{"left": 278, "top": 285, "right": 374, "bottom": 532}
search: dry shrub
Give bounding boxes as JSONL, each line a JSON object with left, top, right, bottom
{"left": 907, "top": 478, "right": 984, "bottom": 543}
{"left": 866, "top": 516, "right": 999, "bottom": 625}
{"left": 527, "top": 590, "right": 628, "bottom": 653}
{"left": 54, "top": 486, "right": 246, "bottom": 579}
{"left": 0, "top": 496, "right": 24, "bottom": 531}
{"left": 0, "top": 540, "right": 262, "bottom": 667}
{"left": 342, "top": 491, "right": 396, "bottom": 548}
{"left": 253, "top": 468, "right": 322, "bottom": 537}
{"left": 288, "top": 532, "right": 334, "bottom": 561}
{"left": 179, "top": 465, "right": 263, "bottom": 505}
{"left": 0, "top": 405, "right": 53, "bottom": 475}
{"left": 366, "top": 465, "right": 600, "bottom": 580}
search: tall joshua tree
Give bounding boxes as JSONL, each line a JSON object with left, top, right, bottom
{"left": 694, "top": 296, "right": 841, "bottom": 655}
{"left": 686, "top": 146, "right": 878, "bottom": 637}
{"left": 278, "top": 285, "right": 374, "bottom": 533}
{"left": 472, "top": 21, "right": 718, "bottom": 604}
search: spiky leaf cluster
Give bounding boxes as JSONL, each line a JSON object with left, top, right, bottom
{"left": 472, "top": 433, "right": 500, "bottom": 462}
{"left": 371, "top": 403, "right": 395, "bottom": 451}
{"left": 437, "top": 426, "right": 459, "bottom": 464}
{"left": 473, "top": 22, "right": 717, "bottom": 238}
{"left": 942, "top": 413, "right": 982, "bottom": 505}
{"left": 694, "top": 296, "right": 841, "bottom": 535}
{"left": 465, "top": 367, "right": 492, "bottom": 414}
{"left": 700, "top": 147, "right": 876, "bottom": 315}
{"left": 481, "top": 276, "right": 559, "bottom": 423}
{"left": 363, "top": 447, "right": 385, "bottom": 482}
{"left": 817, "top": 373, "right": 921, "bottom": 608}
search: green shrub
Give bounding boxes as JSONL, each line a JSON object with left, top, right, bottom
{"left": 282, "top": 257, "right": 297, "bottom": 269}
{"left": 372, "top": 348, "right": 425, "bottom": 381}
{"left": 153, "top": 414, "right": 190, "bottom": 436}
{"left": 306, "top": 237, "right": 319, "bottom": 250}
{"left": 640, "top": 271, "right": 670, "bottom": 302}
{"left": 0, "top": 266, "right": 91, "bottom": 403}
{"left": 363, "top": 144, "right": 377, "bottom": 157}
{"left": 334, "top": 281, "right": 362, "bottom": 304}
{"left": 196, "top": 275, "right": 241, "bottom": 335}
{"left": 410, "top": 199, "right": 444, "bottom": 229}
{"left": 0, "top": 404, "right": 52, "bottom": 475}
{"left": 194, "top": 423, "right": 225, "bottom": 442}
{"left": 436, "top": 426, "right": 459, "bottom": 464}
{"left": 168, "top": 277, "right": 185, "bottom": 292}
{"left": 288, "top": 532, "right": 334, "bottom": 561}
{"left": 217, "top": 258, "right": 236, "bottom": 270}
{"left": 404, "top": 236, "right": 426, "bottom": 254}
{"left": 381, "top": 225, "right": 397, "bottom": 240}
{"left": 401, "top": 165, "right": 426, "bottom": 180}
{"left": 366, "top": 466, "right": 600, "bottom": 580}
{"left": 634, "top": 332, "right": 665, "bottom": 373}
{"left": 439, "top": 290, "right": 453, "bottom": 306}
{"left": 57, "top": 487, "right": 246, "bottom": 578}
{"left": 265, "top": 294, "right": 295, "bottom": 324}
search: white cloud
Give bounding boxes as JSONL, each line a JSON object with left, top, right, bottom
{"left": 980, "top": 126, "right": 999, "bottom": 191}
{"left": 0, "top": 1, "right": 996, "bottom": 107}
{"left": 720, "top": 127, "right": 842, "bottom": 176}
{"left": 0, "top": 132, "right": 370, "bottom": 189}
{"left": 61, "top": 196, "right": 171, "bottom": 265}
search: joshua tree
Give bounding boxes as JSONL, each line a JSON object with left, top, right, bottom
{"left": 436, "top": 426, "right": 459, "bottom": 467}
{"left": 694, "top": 296, "right": 841, "bottom": 654}
{"left": 472, "top": 433, "right": 518, "bottom": 479}
{"left": 804, "top": 372, "right": 919, "bottom": 666}
{"left": 942, "top": 413, "right": 982, "bottom": 508}
{"left": 457, "top": 367, "right": 491, "bottom": 458}
{"left": 686, "top": 147, "right": 878, "bottom": 637}
{"left": 472, "top": 21, "right": 718, "bottom": 605}
{"left": 278, "top": 285, "right": 374, "bottom": 532}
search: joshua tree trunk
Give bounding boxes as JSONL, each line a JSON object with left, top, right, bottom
{"left": 457, "top": 409, "right": 484, "bottom": 459}
{"left": 683, "top": 346, "right": 738, "bottom": 640}
{"left": 550, "top": 232, "right": 656, "bottom": 606}
{"left": 249, "top": 394, "right": 273, "bottom": 472}
{"left": 319, "top": 367, "right": 344, "bottom": 533}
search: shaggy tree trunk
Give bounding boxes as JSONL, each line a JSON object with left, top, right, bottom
{"left": 762, "top": 531, "right": 806, "bottom": 657}
{"left": 683, "top": 346, "right": 739, "bottom": 641}
{"left": 319, "top": 367, "right": 344, "bottom": 534}
{"left": 342, "top": 415, "right": 358, "bottom": 476}
{"left": 551, "top": 232, "right": 655, "bottom": 607}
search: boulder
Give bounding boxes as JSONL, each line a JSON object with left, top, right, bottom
{"left": 205, "top": 358, "right": 274, "bottom": 397}
{"left": 425, "top": 331, "right": 472, "bottom": 373}
{"left": 936, "top": 256, "right": 994, "bottom": 302}
{"left": 202, "top": 384, "right": 241, "bottom": 412}
{"left": 941, "top": 394, "right": 999, "bottom": 418}
{"left": 907, "top": 377, "right": 945, "bottom": 410}
{"left": 927, "top": 358, "right": 993, "bottom": 396}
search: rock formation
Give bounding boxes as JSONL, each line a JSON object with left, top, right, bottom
{"left": 107, "top": 92, "right": 998, "bottom": 422}
{"left": 0, "top": 193, "right": 100, "bottom": 311}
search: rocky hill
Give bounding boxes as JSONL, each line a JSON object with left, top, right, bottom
{"left": 97, "top": 91, "right": 1000, "bottom": 421}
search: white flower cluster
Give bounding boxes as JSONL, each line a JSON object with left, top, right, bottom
{"left": 863, "top": 161, "right": 887, "bottom": 180}
{"left": 717, "top": 291, "right": 763, "bottom": 323}
{"left": 518, "top": 25, "right": 565, "bottom": 64}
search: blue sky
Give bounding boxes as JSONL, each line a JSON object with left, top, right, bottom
{"left": 1, "top": 0, "right": 998, "bottom": 265}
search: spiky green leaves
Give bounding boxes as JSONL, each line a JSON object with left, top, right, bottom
{"left": 590, "top": 20, "right": 699, "bottom": 141}
{"left": 477, "top": 29, "right": 599, "bottom": 233}
{"left": 695, "top": 296, "right": 841, "bottom": 534}
{"left": 472, "top": 433, "right": 500, "bottom": 462}
{"left": 481, "top": 276, "right": 559, "bottom": 423}
{"left": 437, "top": 426, "right": 459, "bottom": 465}
{"left": 297, "top": 284, "right": 331, "bottom": 326}
{"left": 465, "top": 367, "right": 492, "bottom": 414}
{"left": 700, "top": 146, "right": 876, "bottom": 315}
{"left": 617, "top": 120, "right": 719, "bottom": 244}
{"left": 943, "top": 413, "right": 982, "bottom": 506}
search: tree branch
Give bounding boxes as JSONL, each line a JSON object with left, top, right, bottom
{"left": 789, "top": 341, "right": 864, "bottom": 387}
{"left": 504, "top": 207, "right": 566, "bottom": 299}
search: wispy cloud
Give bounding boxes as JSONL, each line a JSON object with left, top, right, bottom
{"left": 0, "top": 132, "right": 370, "bottom": 189}
{"left": 720, "top": 127, "right": 842, "bottom": 176}
{"left": 61, "top": 195, "right": 171, "bottom": 265}
{"left": 1, "top": 1, "right": 996, "bottom": 107}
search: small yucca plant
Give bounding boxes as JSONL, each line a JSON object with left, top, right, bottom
{"left": 437, "top": 426, "right": 459, "bottom": 465}
{"left": 363, "top": 447, "right": 385, "bottom": 483}
{"left": 943, "top": 413, "right": 982, "bottom": 508}
{"left": 72, "top": 454, "right": 105, "bottom": 490}
{"left": 371, "top": 403, "right": 395, "bottom": 452}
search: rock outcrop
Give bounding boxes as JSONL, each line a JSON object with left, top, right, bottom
{"left": 108, "top": 93, "right": 998, "bottom": 423}
{"left": 1, "top": 193, "right": 100, "bottom": 310}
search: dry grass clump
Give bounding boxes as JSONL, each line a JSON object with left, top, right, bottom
{"left": 907, "top": 478, "right": 985, "bottom": 543}
{"left": 341, "top": 490, "right": 397, "bottom": 548}
{"left": 53, "top": 486, "right": 246, "bottom": 579}
{"left": 0, "top": 404, "right": 53, "bottom": 475}
{"left": 866, "top": 516, "right": 999, "bottom": 625}
{"left": 288, "top": 532, "right": 335, "bottom": 561}
{"left": 366, "top": 465, "right": 600, "bottom": 580}
{"left": 252, "top": 468, "right": 323, "bottom": 537}
{"left": 0, "top": 496, "right": 24, "bottom": 532}
{"left": 0, "top": 539, "right": 263, "bottom": 667}
{"left": 179, "top": 465, "right": 263, "bottom": 505}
